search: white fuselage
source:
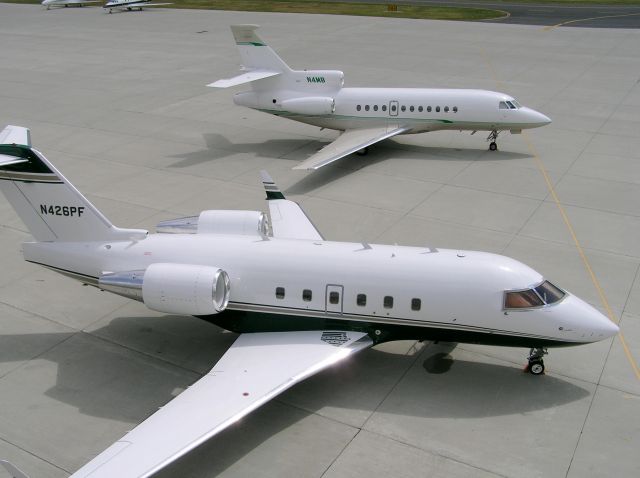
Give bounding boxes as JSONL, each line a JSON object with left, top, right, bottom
{"left": 234, "top": 86, "right": 551, "bottom": 134}
{"left": 23, "top": 232, "right": 614, "bottom": 347}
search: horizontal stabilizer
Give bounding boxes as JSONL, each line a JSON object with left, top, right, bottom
{"left": 293, "top": 126, "right": 410, "bottom": 170}
{"left": 0, "top": 125, "right": 31, "bottom": 147}
{"left": 66, "top": 331, "right": 372, "bottom": 478}
{"left": 260, "top": 171, "right": 323, "bottom": 241}
{"left": 208, "top": 69, "right": 281, "bottom": 88}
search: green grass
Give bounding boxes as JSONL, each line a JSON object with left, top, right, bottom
{"left": 168, "top": 1, "right": 505, "bottom": 20}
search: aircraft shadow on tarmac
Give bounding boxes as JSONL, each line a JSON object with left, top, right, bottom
{"left": 167, "top": 133, "right": 531, "bottom": 196}
{"left": 1, "top": 314, "right": 589, "bottom": 475}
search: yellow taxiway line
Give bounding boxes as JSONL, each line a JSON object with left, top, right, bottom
{"left": 543, "top": 12, "right": 640, "bottom": 31}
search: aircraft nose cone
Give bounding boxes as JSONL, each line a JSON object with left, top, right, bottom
{"left": 537, "top": 112, "right": 552, "bottom": 126}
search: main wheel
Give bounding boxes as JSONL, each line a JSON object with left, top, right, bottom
{"left": 489, "top": 142, "right": 497, "bottom": 151}
{"left": 528, "top": 360, "right": 545, "bottom": 375}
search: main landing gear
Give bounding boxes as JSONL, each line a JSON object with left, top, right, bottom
{"left": 525, "top": 347, "right": 548, "bottom": 375}
{"left": 487, "top": 130, "right": 499, "bottom": 151}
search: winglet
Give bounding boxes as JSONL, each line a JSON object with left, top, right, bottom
{"left": 0, "top": 125, "right": 31, "bottom": 147}
{"left": 0, "top": 460, "right": 30, "bottom": 478}
{"left": 260, "top": 170, "right": 285, "bottom": 200}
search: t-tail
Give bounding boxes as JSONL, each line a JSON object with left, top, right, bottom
{"left": 208, "top": 25, "right": 343, "bottom": 114}
{"left": 0, "top": 125, "right": 147, "bottom": 243}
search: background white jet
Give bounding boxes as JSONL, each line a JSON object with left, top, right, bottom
{"left": 41, "top": 0, "right": 100, "bottom": 9}
{"left": 211, "top": 25, "right": 552, "bottom": 170}
{"left": 103, "top": 0, "right": 172, "bottom": 13}
{"left": 0, "top": 125, "right": 617, "bottom": 478}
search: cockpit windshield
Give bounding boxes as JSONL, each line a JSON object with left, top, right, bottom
{"left": 499, "top": 100, "right": 521, "bottom": 110}
{"left": 504, "top": 281, "right": 565, "bottom": 310}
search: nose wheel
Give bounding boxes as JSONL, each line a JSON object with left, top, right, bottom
{"left": 525, "top": 347, "right": 547, "bottom": 375}
{"left": 487, "top": 130, "right": 499, "bottom": 151}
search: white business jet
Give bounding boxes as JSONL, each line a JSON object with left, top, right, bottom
{"left": 211, "top": 25, "right": 552, "bottom": 170}
{"left": 41, "top": 0, "right": 100, "bottom": 9}
{"left": 103, "top": 0, "right": 172, "bottom": 13}
{"left": 0, "top": 125, "right": 616, "bottom": 478}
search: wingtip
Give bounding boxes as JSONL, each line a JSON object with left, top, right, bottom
{"left": 260, "top": 170, "right": 285, "bottom": 200}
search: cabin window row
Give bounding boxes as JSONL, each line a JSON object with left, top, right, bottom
{"left": 275, "top": 287, "right": 422, "bottom": 311}
{"left": 356, "top": 104, "right": 459, "bottom": 113}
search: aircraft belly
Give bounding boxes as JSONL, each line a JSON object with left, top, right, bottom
{"left": 204, "top": 306, "right": 579, "bottom": 348}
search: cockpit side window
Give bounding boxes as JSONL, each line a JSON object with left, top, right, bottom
{"left": 499, "top": 101, "right": 509, "bottom": 109}
{"left": 506, "top": 101, "right": 517, "bottom": 109}
{"left": 504, "top": 289, "right": 544, "bottom": 309}
{"left": 534, "top": 281, "right": 565, "bottom": 304}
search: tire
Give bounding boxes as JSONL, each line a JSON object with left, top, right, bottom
{"left": 529, "top": 360, "right": 545, "bottom": 375}
{"left": 489, "top": 142, "right": 497, "bottom": 151}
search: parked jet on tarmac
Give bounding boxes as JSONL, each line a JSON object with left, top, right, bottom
{"left": 41, "top": 0, "right": 100, "bottom": 9}
{"left": 0, "top": 125, "right": 615, "bottom": 478}
{"left": 103, "top": 0, "right": 172, "bottom": 13}
{"left": 212, "top": 25, "right": 552, "bottom": 170}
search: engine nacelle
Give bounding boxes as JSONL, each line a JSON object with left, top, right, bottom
{"left": 299, "top": 70, "right": 344, "bottom": 90}
{"left": 280, "top": 97, "right": 335, "bottom": 116}
{"left": 99, "top": 263, "right": 230, "bottom": 316}
{"left": 156, "top": 210, "right": 268, "bottom": 236}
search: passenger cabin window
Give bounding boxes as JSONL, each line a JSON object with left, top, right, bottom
{"left": 411, "top": 298, "right": 421, "bottom": 311}
{"left": 391, "top": 104, "right": 397, "bottom": 112}
{"left": 276, "top": 287, "right": 285, "bottom": 299}
{"left": 384, "top": 296, "right": 394, "bottom": 309}
{"left": 435, "top": 106, "right": 440, "bottom": 112}
{"left": 382, "top": 105, "right": 387, "bottom": 112}
{"left": 365, "top": 105, "right": 370, "bottom": 111}
{"left": 410, "top": 106, "right": 415, "bottom": 112}
{"left": 401, "top": 105, "right": 406, "bottom": 112}
{"left": 329, "top": 291, "right": 340, "bottom": 304}
{"left": 373, "top": 105, "right": 378, "bottom": 111}
{"left": 444, "top": 106, "right": 449, "bottom": 112}
{"left": 427, "top": 106, "right": 432, "bottom": 112}
{"left": 357, "top": 105, "right": 361, "bottom": 111}
{"left": 418, "top": 106, "right": 423, "bottom": 112}
{"left": 357, "top": 294, "right": 367, "bottom": 306}
{"left": 302, "top": 289, "right": 312, "bottom": 302}
{"left": 453, "top": 106, "right": 458, "bottom": 113}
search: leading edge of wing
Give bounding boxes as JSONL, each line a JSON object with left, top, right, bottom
{"left": 293, "top": 126, "right": 410, "bottom": 171}
{"left": 69, "top": 331, "right": 372, "bottom": 478}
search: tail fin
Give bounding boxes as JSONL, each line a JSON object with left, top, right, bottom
{"left": 208, "top": 25, "right": 290, "bottom": 88}
{"left": 0, "top": 125, "right": 147, "bottom": 242}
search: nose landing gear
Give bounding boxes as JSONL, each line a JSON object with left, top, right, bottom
{"left": 487, "top": 130, "right": 499, "bottom": 151}
{"left": 525, "top": 347, "right": 548, "bottom": 375}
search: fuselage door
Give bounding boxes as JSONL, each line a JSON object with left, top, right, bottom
{"left": 325, "top": 284, "right": 344, "bottom": 315}
{"left": 389, "top": 100, "right": 399, "bottom": 117}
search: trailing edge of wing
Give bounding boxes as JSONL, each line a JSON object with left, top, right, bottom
{"left": 293, "top": 126, "right": 410, "bottom": 171}
{"left": 67, "top": 331, "right": 372, "bottom": 478}
{"left": 208, "top": 69, "right": 281, "bottom": 88}
{"left": 0, "top": 125, "right": 31, "bottom": 147}
{"left": 260, "top": 170, "right": 324, "bottom": 241}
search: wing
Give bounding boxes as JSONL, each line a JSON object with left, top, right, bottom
{"left": 67, "top": 331, "right": 372, "bottom": 478}
{"left": 120, "top": 2, "right": 172, "bottom": 7}
{"left": 0, "top": 125, "right": 31, "bottom": 147}
{"left": 260, "top": 170, "right": 323, "bottom": 240}
{"left": 208, "top": 69, "right": 281, "bottom": 88}
{"left": 293, "top": 126, "right": 410, "bottom": 170}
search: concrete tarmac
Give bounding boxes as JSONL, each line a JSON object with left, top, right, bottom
{"left": 0, "top": 4, "right": 639, "bottom": 478}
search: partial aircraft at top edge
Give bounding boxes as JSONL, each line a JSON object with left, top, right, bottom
{"left": 211, "top": 25, "right": 552, "bottom": 170}
{"left": 0, "top": 125, "right": 618, "bottom": 478}
{"left": 40, "top": 0, "right": 173, "bottom": 12}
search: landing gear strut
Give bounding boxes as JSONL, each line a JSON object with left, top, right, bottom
{"left": 487, "top": 130, "right": 499, "bottom": 151}
{"left": 525, "top": 347, "right": 547, "bottom": 375}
